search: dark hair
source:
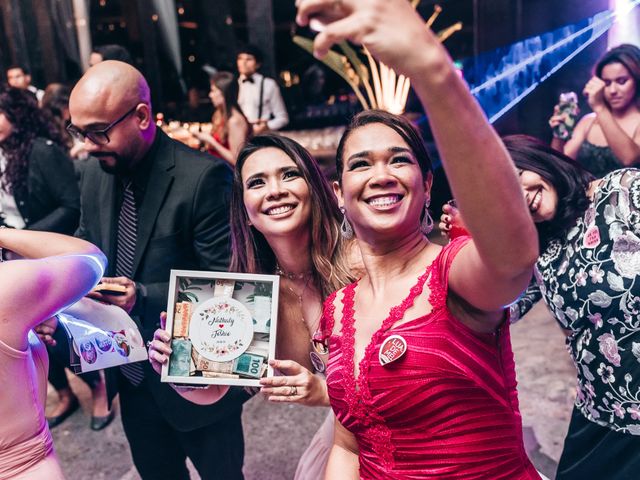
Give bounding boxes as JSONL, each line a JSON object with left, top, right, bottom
{"left": 595, "top": 44, "right": 640, "bottom": 102}
{"left": 236, "top": 44, "right": 263, "bottom": 64}
{"left": 211, "top": 71, "right": 241, "bottom": 116}
{"left": 92, "top": 44, "right": 133, "bottom": 65}
{"left": 0, "top": 87, "right": 64, "bottom": 194}
{"left": 41, "top": 83, "right": 73, "bottom": 151}
{"left": 502, "top": 135, "right": 594, "bottom": 250}
{"left": 335, "top": 109, "right": 432, "bottom": 183}
{"left": 6, "top": 64, "right": 29, "bottom": 75}
{"left": 210, "top": 71, "right": 247, "bottom": 142}
{"left": 230, "top": 134, "right": 353, "bottom": 297}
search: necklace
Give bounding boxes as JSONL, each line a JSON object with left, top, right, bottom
{"left": 275, "top": 264, "right": 313, "bottom": 281}
{"left": 275, "top": 264, "right": 319, "bottom": 332}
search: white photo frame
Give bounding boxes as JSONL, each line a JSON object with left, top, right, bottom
{"left": 161, "top": 270, "right": 280, "bottom": 387}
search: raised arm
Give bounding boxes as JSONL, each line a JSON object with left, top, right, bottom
{"left": 0, "top": 229, "right": 106, "bottom": 349}
{"left": 297, "top": 0, "right": 538, "bottom": 316}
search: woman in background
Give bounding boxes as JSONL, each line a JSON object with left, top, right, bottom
{"left": 442, "top": 135, "right": 640, "bottom": 478}
{"left": 0, "top": 228, "right": 105, "bottom": 479}
{"left": 550, "top": 44, "right": 640, "bottom": 176}
{"left": 194, "top": 71, "right": 251, "bottom": 167}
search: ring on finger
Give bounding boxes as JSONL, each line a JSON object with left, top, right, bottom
{"left": 289, "top": 385, "right": 298, "bottom": 396}
{"left": 146, "top": 340, "right": 152, "bottom": 348}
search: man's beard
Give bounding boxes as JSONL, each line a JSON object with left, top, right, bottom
{"left": 94, "top": 152, "right": 131, "bottom": 175}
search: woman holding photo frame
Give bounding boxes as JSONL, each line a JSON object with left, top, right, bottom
{"left": 148, "top": 133, "right": 360, "bottom": 479}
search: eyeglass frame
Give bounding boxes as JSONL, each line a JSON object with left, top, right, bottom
{"left": 66, "top": 104, "right": 141, "bottom": 145}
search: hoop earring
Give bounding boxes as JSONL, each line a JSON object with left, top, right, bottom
{"left": 340, "top": 207, "right": 354, "bottom": 239}
{"left": 421, "top": 200, "right": 434, "bottom": 235}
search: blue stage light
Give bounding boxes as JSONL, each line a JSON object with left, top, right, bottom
{"left": 460, "top": 1, "right": 640, "bottom": 124}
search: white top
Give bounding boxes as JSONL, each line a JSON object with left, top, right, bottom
{"left": 237, "top": 73, "right": 289, "bottom": 131}
{"left": 0, "top": 149, "right": 26, "bottom": 229}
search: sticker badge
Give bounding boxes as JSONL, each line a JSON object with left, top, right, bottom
{"left": 310, "top": 351, "right": 326, "bottom": 373}
{"left": 583, "top": 224, "right": 601, "bottom": 249}
{"left": 378, "top": 334, "right": 408, "bottom": 366}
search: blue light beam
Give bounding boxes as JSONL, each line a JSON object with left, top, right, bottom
{"left": 462, "top": 1, "right": 640, "bottom": 124}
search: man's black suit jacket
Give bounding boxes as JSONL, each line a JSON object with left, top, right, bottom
{"left": 77, "top": 130, "right": 249, "bottom": 431}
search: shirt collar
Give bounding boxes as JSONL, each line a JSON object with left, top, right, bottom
{"left": 123, "top": 129, "right": 161, "bottom": 194}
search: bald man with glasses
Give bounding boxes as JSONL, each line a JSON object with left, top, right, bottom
{"left": 66, "top": 61, "right": 249, "bottom": 480}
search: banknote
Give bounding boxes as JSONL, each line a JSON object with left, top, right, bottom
{"left": 232, "top": 353, "right": 265, "bottom": 378}
{"left": 169, "top": 338, "right": 192, "bottom": 376}
{"left": 173, "top": 302, "right": 193, "bottom": 338}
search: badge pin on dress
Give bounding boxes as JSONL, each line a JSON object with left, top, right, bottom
{"left": 309, "top": 351, "right": 326, "bottom": 373}
{"left": 378, "top": 334, "right": 408, "bottom": 366}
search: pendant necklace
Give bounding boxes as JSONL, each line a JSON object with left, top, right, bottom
{"left": 275, "top": 264, "right": 326, "bottom": 372}
{"left": 275, "top": 264, "right": 314, "bottom": 328}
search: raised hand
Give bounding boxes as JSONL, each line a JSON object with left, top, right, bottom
{"left": 583, "top": 76, "right": 607, "bottom": 112}
{"left": 296, "top": 0, "right": 442, "bottom": 78}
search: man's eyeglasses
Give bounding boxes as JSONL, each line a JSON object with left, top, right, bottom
{"left": 67, "top": 104, "right": 139, "bottom": 145}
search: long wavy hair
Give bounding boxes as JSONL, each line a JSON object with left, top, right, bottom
{"left": 230, "top": 134, "right": 353, "bottom": 297}
{"left": 210, "top": 71, "right": 247, "bottom": 144}
{"left": 0, "top": 87, "right": 64, "bottom": 194}
{"left": 503, "top": 135, "right": 594, "bottom": 250}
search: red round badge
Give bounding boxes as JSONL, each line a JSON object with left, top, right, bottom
{"left": 378, "top": 334, "right": 408, "bottom": 366}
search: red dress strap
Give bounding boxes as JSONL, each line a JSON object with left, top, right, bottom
{"left": 428, "top": 235, "right": 471, "bottom": 309}
{"left": 319, "top": 290, "right": 338, "bottom": 337}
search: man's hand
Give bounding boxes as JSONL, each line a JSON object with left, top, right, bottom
{"left": 87, "top": 276, "right": 137, "bottom": 313}
{"left": 35, "top": 316, "right": 59, "bottom": 347}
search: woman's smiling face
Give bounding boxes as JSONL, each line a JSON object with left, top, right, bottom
{"left": 241, "top": 147, "right": 312, "bottom": 240}
{"left": 336, "top": 122, "right": 430, "bottom": 239}
{"left": 518, "top": 169, "right": 558, "bottom": 223}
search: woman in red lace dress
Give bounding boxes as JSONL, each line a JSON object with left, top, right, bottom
{"left": 297, "top": 1, "right": 541, "bottom": 478}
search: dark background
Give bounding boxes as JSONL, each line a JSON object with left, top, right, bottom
{"left": 0, "top": 0, "right": 615, "bottom": 138}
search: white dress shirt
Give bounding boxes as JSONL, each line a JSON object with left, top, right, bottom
{"left": 27, "top": 85, "right": 45, "bottom": 103}
{"left": 237, "top": 73, "right": 289, "bottom": 131}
